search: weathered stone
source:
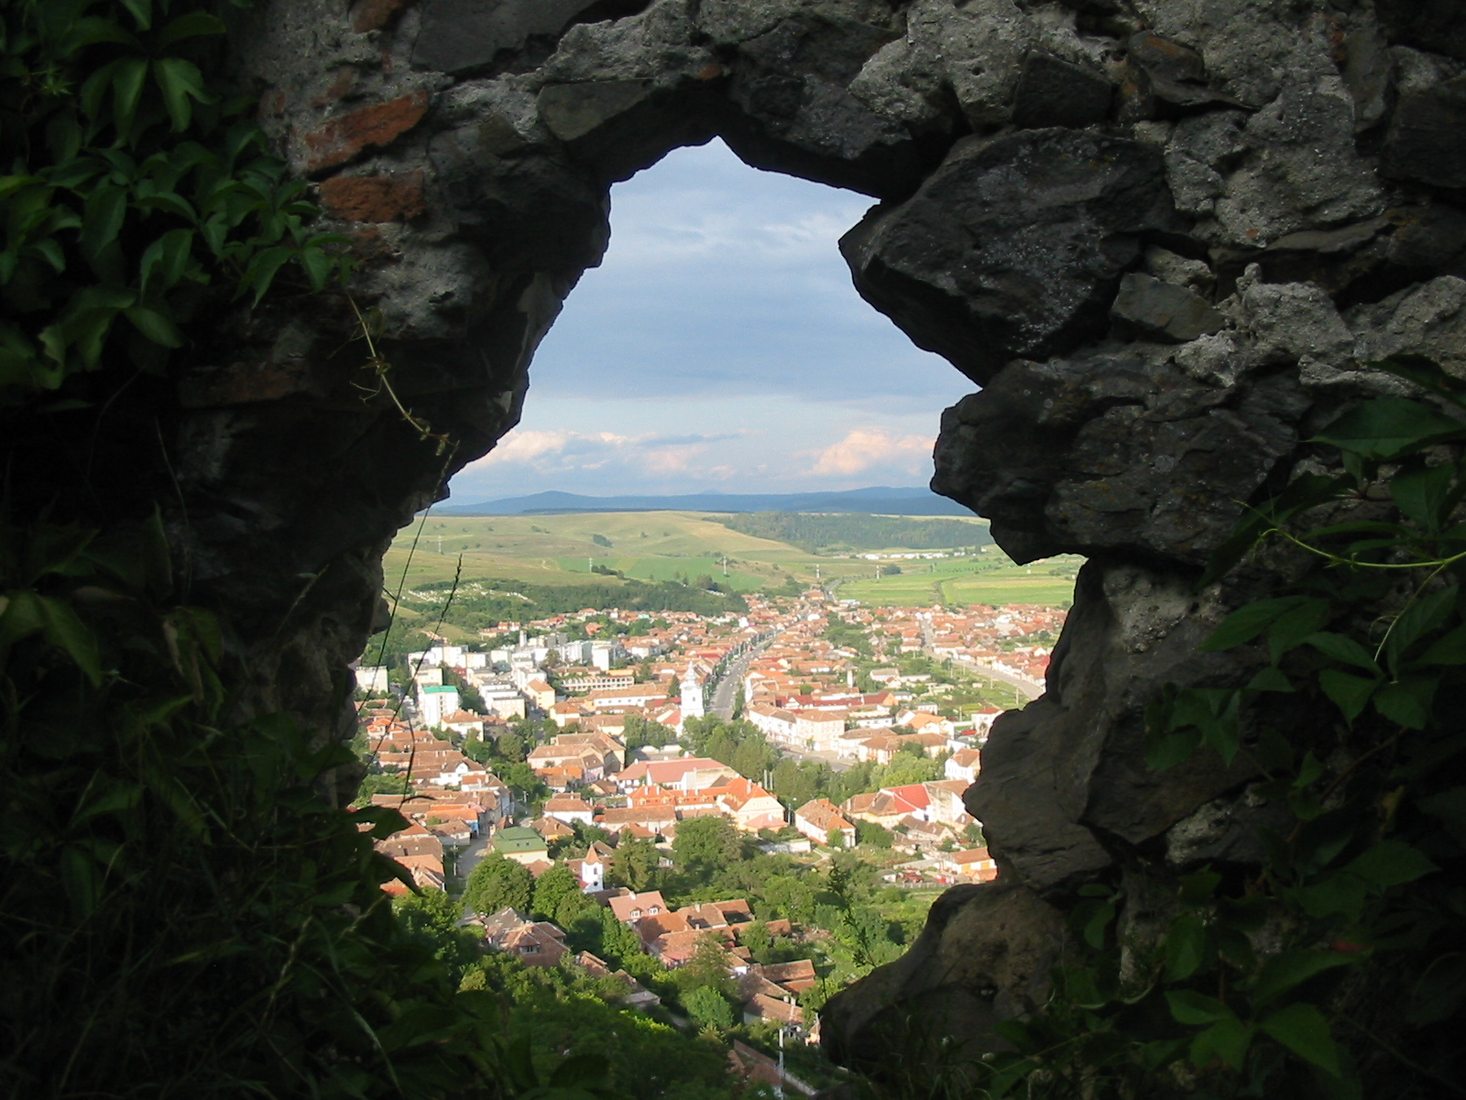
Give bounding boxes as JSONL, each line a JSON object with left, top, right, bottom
{"left": 721, "top": 12, "right": 922, "bottom": 196}
{"left": 411, "top": 0, "right": 651, "bottom": 75}
{"left": 318, "top": 170, "right": 427, "bottom": 222}
{"left": 1376, "top": 0, "right": 1466, "bottom": 63}
{"left": 821, "top": 884, "right": 1067, "bottom": 1076}
{"left": 302, "top": 90, "right": 431, "bottom": 174}
{"left": 1011, "top": 52, "right": 1112, "bottom": 128}
{"left": 1383, "top": 75, "right": 1466, "bottom": 190}
{"left": 1351, "top": 277, "right": 1466, "bottom": 380}
{"left": 1129, "top": 0, "right": 1342, "bottom": 107}
{"left": 1165, "top": 785, "right": 1292, "bottom": 868}
{"left": 932, "top": 347, "right": 1306, "bottom": 564}
{"left": 350, "top": 0, "right": 412, "bottom": 34}
{"left": 843, "top": 129, "right": 1176, "bottom": 384}
{"left": 1119, "top": 31, "right": 1242, "bottom": 118}
{"left": 1206, "top": 74, "right": 1385, "bottom": 248}
{"left": 1111, "top": 272, "right": 1224, "bottom": 342}
{"left": 1340, "top": 22, "right": 1392, "bottom": 132}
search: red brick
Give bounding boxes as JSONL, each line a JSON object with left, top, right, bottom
{"left": 303, "top": 90, "right": 430, "bottom": 174}
{"left": 319, "top": 172, "right": 427, "bottom": 223}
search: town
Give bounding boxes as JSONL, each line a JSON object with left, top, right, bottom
{"left": 354, "top": 586, "right": 1064, "bottom": 1092}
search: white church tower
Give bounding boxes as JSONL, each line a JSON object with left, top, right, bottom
{"left": 680, "top": 662, "right": 705, "bottom": 722}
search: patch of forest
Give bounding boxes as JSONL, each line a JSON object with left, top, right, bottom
{"left": 714, "top": 512, "right": 994, "bottom": 553}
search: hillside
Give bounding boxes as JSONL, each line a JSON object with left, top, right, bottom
{"left": 714, "top": 512, "right": 994, "bottom": 552}
{"left": 380, "top": 511, "right": 1078, "bottom": 624}
{"left": 441, "top": 486, "right": 972, "bottom": 516}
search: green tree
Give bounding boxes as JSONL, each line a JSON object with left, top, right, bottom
{"left": 856, "top": 820, "right": 894, "bottom": 848}
{"left": 674, "top": 935, "right": 737, "bottom": 1001}
{"left": 462, "top": 853, "right": 533, "bottom": 916}
{"left": 877, "top": 752, "right": 941, "bottom": 788}
{"left": 531, "top": 863, "right": 579, "bottom": 922}
{"left": 683, "top": 985, "right": 735, "bottom": 1032}
{"left": 673, "top": 816, "right": 742, "bottom": 878}
{"left": 613, "top": 839, "right": 661, "bottom": 891}
{"left": 739, "top": 920, "right": 775, "bottom": 964}
{"left": 392, "top": 890, "right": 480, "bottom": 981}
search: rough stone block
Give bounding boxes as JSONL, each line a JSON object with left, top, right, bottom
{"left": 1111, "top": 272, "right": 1225, "bottom": 343}
{"left": 412, "top": 0, "right": 650, "bottom": 74}
{"left": 303, "top": 90, "right": 430, "bottom": 174}
{"left": 842, "top": 129, "right": 1176, "bottom": 383}
{"left": 1383, "top": 75, "right": 1466, "bottom": 190}
{"left": 1011, "top": 52, "right": 1112, "bottom": 129}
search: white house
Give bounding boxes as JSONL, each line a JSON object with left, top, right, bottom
{"left": 417, "top": 683, "right": 460, "bottom": 729}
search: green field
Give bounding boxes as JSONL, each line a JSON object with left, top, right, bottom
{"left": 836, "top": 551, "right": 1081, "bottom": 608}
{"left": 381, "top": 512, "right": 1077, "bottom": 609}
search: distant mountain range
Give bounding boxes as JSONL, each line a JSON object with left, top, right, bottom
{"left": 439, "top": 486, "right": 972, "bottom": 517}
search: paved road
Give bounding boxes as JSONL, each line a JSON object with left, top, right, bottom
{"left": 710, "top": 633, "right": 778, "bottom": 718}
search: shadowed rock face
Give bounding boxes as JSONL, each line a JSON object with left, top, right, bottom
{"left": 162, "top": 0, "right": 1466, "bottom": 1080}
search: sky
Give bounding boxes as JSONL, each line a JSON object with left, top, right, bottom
{"left": 446, "top": 138, "right": 976, "bottom": 504}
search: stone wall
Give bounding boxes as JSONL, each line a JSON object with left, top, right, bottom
{"left": 174, "top": 0, "right": 1466, "bottom": 1078}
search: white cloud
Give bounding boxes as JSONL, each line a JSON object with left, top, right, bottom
{"left": 806, "top": 427, "right": 934, "bottom": 478}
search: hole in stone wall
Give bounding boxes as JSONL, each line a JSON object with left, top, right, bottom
{"left": 449, "top": 137, "right": 968, "bottom": 509}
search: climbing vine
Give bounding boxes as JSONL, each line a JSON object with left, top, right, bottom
{"left": 0, "top": 0, "right": 342, "bottom": 400}
{"left": 935, "top": 358, "right": 1466, "bottom": 1100}
{"left": 0, "top": 3, "right": 570, "bottom": 1096}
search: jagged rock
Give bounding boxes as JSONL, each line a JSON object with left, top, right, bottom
{"left": 411, "top": 0, "right": 652, "bottom": 74}
{"left": 1375, "top": 0, "right": 1466, "bottom": 62}
{"left": 1165, "top": 785, "right": 1293, "bottom": 868}
{"left": 1383, "top": 75, "right": 1466, "bottom": 190}
{"left": 1119, "top": 30, "right": 1243, "bottom": 118}
{"left": 1128, "top": 0, "right": 1341, "bottom": 107}
{"left": 967, "top": 562, "right": 1262, "bottom": 891}
{"left": 1011, "top": 52, "right": 1112, "bottom": 127}
{"left": 1204, "top": 74, "right": 1384, "bottom": 248}
{"left": 843, "top": 129, "right": 1176, "bottom": 384}
{"left": 820, "top": 884, "right": 1067, "bottom": 1073}
{"left": 719, "top": 11, "right": 924, "bottom": 195}
{"left": 1351, "top": 276, "right": 1466, "bottom": 379}
{"left": 1111, "top": 271, "right": 1224, "bottom": 342}
{"left": 931, "top": 345, "right": 1305, "bottom": 564}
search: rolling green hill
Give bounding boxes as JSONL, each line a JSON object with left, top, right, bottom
{"left": 379, "top": 512, "right": 1077, "bottom": 615}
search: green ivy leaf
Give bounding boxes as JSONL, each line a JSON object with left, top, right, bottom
{"left": 1266, "top": 598, "right": 1331, "bottom": 664}
{"left": 156, "top": 11, "right": 226, "bottom": 48}
{"left": 1318, "top": 668, "right": 1377, "bottom": 724}
{"left": 1189, "top": 1016, "right": 1255, "bottom": 1072}
{"left": 1313, "top": 396, "right": 1466, "bottom": 461}
{"left": 1389, "top": 462, "right": 1455, "bottom": 532}
{"left": 119, "top": 0, "right": 153, "bottom": 31}
{"left": 1166, "top": 990, "right": 1232, "bottom": 1026}
{"left": 1252, "top": 949, "right": 1357, "bottom": 1007}
{"left": 1203, "top": 596, "right": 1318, "bottom": 652}
{"left": 112, "top": 57, "right": 149, "bottom": 140}
{"left": 139, "top": 228, "right": 194, "bottom": 294}
{"left": 1305, "top": 632, "right": 1379, "bottom": 673}
{"left": 1246, "top": 666, "right": 1294, "bottom": 693}
{"left": 124, "top": 305, "right": 184, "bottom": 348}
{"left": 81, "top": 184, "right": 128, "bottom": 266}
{"left": 35, "top": 594, "right": 103, "bottom": 685}
{"left": 1345, "top": 840, "right": 1437, "bottom": 888}
{"left": 1259, "top": 1003, "right": 1342, "bottom": 1077}
{"left": 1164, "top": 913, "right": 1209, "bottom": 982}
{"left": 1372, "top": 676, "right": 1435, "bottom": 730}
{"left": 152, "top": 57, "right": 209, "bottom": 132}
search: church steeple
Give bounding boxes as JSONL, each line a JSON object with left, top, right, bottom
{"left": 680, "top": 661, "right": 704, "bottom": 721}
